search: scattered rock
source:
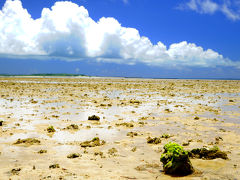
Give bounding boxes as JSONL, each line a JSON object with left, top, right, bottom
{"left": 160, "top": 142, "right": 194, "bottom": 176}
{"left": 30, "top": 99, "right": 38, "bottom": 104}
{"left": 38, "top": 150, "right": 47, "bottom": 154}
{"left": 129, "top": 100, "right": 141, "bottom": 104}
{"left": 161, "top": 134, "right": 171, "bottom": 139}
{"left": 80, "top": 137, "right": 105, "bottom": 147}
{"left": 49, "top": 164, "right": 60, "bottom": 169}
{"left": 108, "top": 148, "right": 118, "bottom": 156}
{"left": 0, "top": 120, "right": 3, "bottom": 126}
{"left": 215, "top": 136, "right": 223, "bottom": 144}
{"left": 66, "top": 124, "right": 79, "bottom": 130}
{"left": 14, "top": 138, "right": 41, "bottom": 145}
{"left": 182, "top": 142, "right": 190, "bottom": 146}
{"left": 67, "top": 153, "right": 81, "bottom": 159}
{"left": 147, "top": 137, "right": 161, "bottom": 144}
{"left": 127, "top": 132, "right": 138, "bottom": 137}
{"left": 116, "top": 122, "right": 134, "bottom": 128}
{"left": 47, "top": 126, "right": 56, "bottom": 133}
{"left": 131, "top": 147, "right": 137, "bottom": 152}
{"left": 189, "top": 146, "right": 228, "bottom": 160}
{"left": 194, "top": 116, "right": 200, "bottom": 120}
{"left": 88, "top": 115, "right": 100, "bottom": 121}
{"left": 11, "top": 168, "right": 21, "bottom": 175}
{"left": 94, "top": 151, "right": 105, "bottom": 158}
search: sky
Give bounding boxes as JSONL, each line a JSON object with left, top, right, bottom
{"left": 0, "top": 0, "right": 240, "bottom": 78}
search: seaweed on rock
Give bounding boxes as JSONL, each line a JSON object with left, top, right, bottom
{"left": 160, "top": 142, "right": 194, "bottom": 176}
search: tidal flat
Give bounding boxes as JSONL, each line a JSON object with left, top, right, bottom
{"left": 0, "top": 77, "right": 239, "bottom": 179}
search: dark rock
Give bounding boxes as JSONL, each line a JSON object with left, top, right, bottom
{"left": 66, "top": 124, "right": 79, "bottom": 130}
{"left": 189, "top": 146, "right": 228, "bottom": 160}
{"left": 11, "top": 168, "right": 21, "bottom": 175}
{"left": 88, "top": 115, "right": 100, "bottom": 121}
{"left": 49, "top": 164, "right": 60, "bottom": 169}
{"left": 67, "top": 153, "right": 81, "bottom": 159}
{"left": 147, "top": 137, "right": 161, "bottom": 144}
{"left": 80, "top": 137, "right": 105, "bottom": 147}
{"left": 14, "top": 138, "right": 41, "bottom": 145}
{"left": 47, "top": 126, "right": 56, "bottom": 133}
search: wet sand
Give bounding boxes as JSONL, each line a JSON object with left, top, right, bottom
{"left": 0, "top": 77, "right": 239, "bottom": 179}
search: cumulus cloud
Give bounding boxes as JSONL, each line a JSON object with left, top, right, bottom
{"left": 0, "top": 0, "right": 239, "bottom": 68}
{"left": 178, "top": 0, "right": 240, "bottom": 21}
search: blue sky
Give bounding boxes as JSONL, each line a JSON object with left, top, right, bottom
{"left": 0, "top": 0, "right": 240, "bottom": 78}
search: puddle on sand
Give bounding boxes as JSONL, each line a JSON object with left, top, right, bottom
{"left": 0, "top": 132, "right": 49, "bottom": 143}
{"left": 51, "top": 127, "right": 123, "bottom": 143}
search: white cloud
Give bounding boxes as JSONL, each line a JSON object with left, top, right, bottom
{"left": 185, "top": 0, "right": 218, "bottom": 14}
{"left": 0, "top": 0, "right": 239, "bottom": 68}
{"left": 179, "top": 0, "right": 240, "bottom": 21}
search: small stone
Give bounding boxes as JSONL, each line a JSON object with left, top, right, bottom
{"left": 67, "top": 153, "right": 81, "bottom": 159}
{"left": 47, "top": 126, "right": 56, "bottom": 133}
{"left": 49, "top": 164, "right": 60, "bottom": 169}
{"left": 147, "top": 137, "right": 161, "bottom": 144}
{"left": 88, "top": 115, "right": 100, "bottom": 121}
{"left": 11, "top": 168, "right": 21, "bottom": 175}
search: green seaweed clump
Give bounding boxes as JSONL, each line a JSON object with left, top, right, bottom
{"left": 189, "top": 146, "right": 228, "bottom": 160}
{"left": 147, "top": 137, "right": 161, "bottom": 144}
{"left": 14, "top": 138, "right": 41, "bottom": 145}
{"left": 80, "top": 137, "right": 105, "bottom": 147}
{"left": 47, "top": 126, "right": 56, "bottom": 133}
{"left": 88, "top": 115, "right": 100, "bottom": 121}
{"left": 67, "top": 153, "right": 81, "bottom": 159}
{"left": 160, "top": 142, "right": 194, "bottom": 176}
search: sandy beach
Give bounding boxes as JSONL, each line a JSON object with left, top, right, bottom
{"left": 0, "top": 77, "right": 239, "bottom": 180}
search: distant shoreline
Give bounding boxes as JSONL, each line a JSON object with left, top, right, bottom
{"left": 0, "top": 74, "right": 239, "bottom": 80}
